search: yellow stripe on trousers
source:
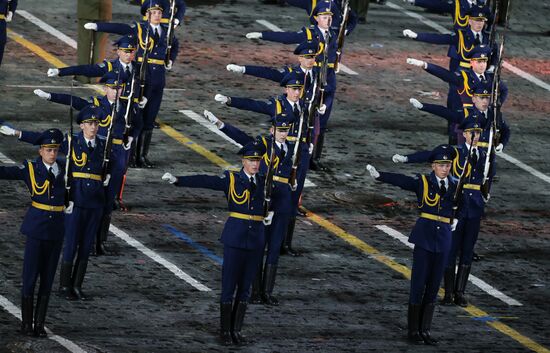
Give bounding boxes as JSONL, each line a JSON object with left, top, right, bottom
{"left": 8, "top": 26, "right": 550, "bottom": 353}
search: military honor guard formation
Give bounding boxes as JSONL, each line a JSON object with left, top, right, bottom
{"left": 0, "top": 0, "right": 522, "bottom": 348}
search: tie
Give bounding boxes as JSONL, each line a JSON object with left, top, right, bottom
{"left": 481, "top": 111, "right": 486, "bottom": 121}
{"left": 249, "top": 177, "right": 256, "bottom": 194}
{"left": 154, "top": 27, "right": 160, "bottom": 41}
{"left": 306, "top": 71, "right": 312, "bottom": 88}
{"left": 479, "top": 74, "right": 485, "bottom": 81}
{"left": 471, "top": 148, "right": 478, "bottom": 166}
{"left": 125, "top": 65, "right": 131, "bottom": 78}
{"left": 47, "top": 167, "right": 55, "bottom": 183}
{"left": 88, "top": 141, "right": 94, "bottom": 153}
{"left": 475, "top": 33, "right": 481, "bottom": 45}
{"left": 439, "top": 180, "right": 447, "bottom": 196}
{"left": 293, "top": 103, "right": 300, "bottom": 117}
{"left": 280, "top": 143, "right": 286, "bottom": 159}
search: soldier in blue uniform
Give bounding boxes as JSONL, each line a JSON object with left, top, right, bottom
{"left": 11, "top": 106, "right": 108, "bottom": 301}
{"left": 215, "top": 72, "right": 311, "bottom": 256}
{"left": 285, "top": 0, "right": 358, "bottom": 35}
{"left": 407, "top": 83, "right": 510, "bottom": 153}
{"left": 367, "top": 145, "right": 457, "bottom": 345}
{"left": 204, "top": 110, "right": 294, "bottom": 305}
{"left": 0, "top": 128, "right": 65, "bottom": 337}
{"left": 140, "top": 0, "right": 186, "bottom": 27}
{"left": 394, "top": 117, "right": 498, "bottom": 307}
{"left": 162, "top": 141, "right": 267, "bottom": 346}
{"left": 86, "top": 0, "right": 180, "bottom": 168}
{"left": 0, "top": 0, "right": 17, "bottom": 67}
{"left": 226, "top": 39, "right": 319, "bottom": 96}
{"left": 404, "top": 0, "right": 492, "bottom": 31}
{"left": 245, "top": 0, "right": 338, "bottom": 170}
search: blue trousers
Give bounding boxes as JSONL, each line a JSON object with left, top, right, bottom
{"left": 410, "top": 246, "right": 448, "bottom": 304}
{"left": 264, "top": 211, "right": 291, "bottom": 265}
{"left": 0, "top": 21, "right": 5, "bottom": 66}
{"left": 104, "top": 144, "right": 130, "bottom": 214}
{"left": 63, "top": 206, "right": 103, "bottom": 264}
{"left": 142, "top": 67, "right": 166, "bottom": 129}
{"left": 318, "top": 90, "right": 335, "bottom": 131}
{"left": 447, "top": 217, "right": 481, "bottom": 267}
{"left": 22, "top": 237, "right": 63, "bottom": 297}
{"left": 220, "top": 246, "right": 263, "bottom": 303}
{"left": 290, "top": 142, "right": 310, "bottom": 216}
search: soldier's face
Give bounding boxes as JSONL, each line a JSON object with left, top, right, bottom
{"left": 463, "top": 130, "right": 481, "bottom": 145}
{"left": 469, "top": 18, "right": 486, "bottom": 32}
{"left": 285, "top": 87, "right": 302, "bottom": 102}
{"left": 471, "top": 59, "right": 487, "bottom": 74}
{"left": 80, "top": 121, "right": 99, "bottom": 140}
{"left": 473, "top": 95, "right": 490, "bottom": 111}
{"left": 39, "top": 146, "right": 59, "bottom": 165}
{"left": 432, "top": 162, "right": 451, "bottom": 179}
{"left": 270, "top": 127, "right": 289, "bottom": 143}
{"left": 105, "top": 86, "right": 123, "bottom": 101}
{"left": 117, "top": 49, "right": 136, "bottom": 64}
{"left": 298, "top": 56, "right": 316, "bottom": 70}
{"left": 148, "top": 9, "right": 163, "bottom": 25}
{"left": 242, "top": 158, "right": 261, "bottom": 175}
{"left": 316, "top": 14, "right": 332, "bottom": 30}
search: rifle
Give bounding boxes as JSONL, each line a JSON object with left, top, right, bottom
{"left": 452, "top": 134, "right": 475, "bottom": 220}
{"left": 334, "top": 0, "right": 350, "bottom": 73}
{"left": 64, "top": 79, "right": 75, "bottom": 207}
{"left": 101, "top": 71, "right": 123, "bottom": 184}
{"left": 138, "top": 5, "right": 153, "bottom": 101}
{"left": 488, "top": 0, "right": 499, "bottom": 48}
{"left": 122, "top": 69, "right": 137, "bottom": 144}
{"left": 165, "top": 0, "right": 177, "bottom": 66}
{"left": 263, "top": 123, "right": 277, "bottom": 217}
{"left": 89, "top": 29, "right": 96, "bottom": 65}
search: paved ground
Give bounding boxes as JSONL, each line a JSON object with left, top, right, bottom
{"left": 0, "top": 0, "right": 549, "bottom": 352}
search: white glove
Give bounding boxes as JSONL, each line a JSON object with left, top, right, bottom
{"left": 403, "top": 29, "right": 418, "bottom": 39}
{"left": 214, "top": 94, "right": 229, "bottom": 105}
{"left": 486, "top": 65, "right": 495, "bottom": 74}
{"left": 84, "top": 22, "right": 98, "bottom": 31}
{"left": 103, "top": 174, "right": 111, "bottom": 187}
{"left": 165, "top": 60, "right": 173, "bottom": 70}
{"left": 308, "top": 143, "right": 314, "bottom": 155}
{"left": 263, "top": 211, "right": 275, "bottom": 226}
{"left": 366, "top": 164, "right": 380, "bottom": 179}
{"left": 226, "top": 64, "right": 245, "bottom": 74}
{"left": 64, "top": 201, "right": 74, "bottom": 214}
{"left": 317, "top": 104, "right": 327, "bottom": 115}
{"left": 123, "top": 136, "right": 133, "bottom": 150}
{"left": 403, "top": 0, "right": 415, "bottom": 4}
{"left": 392, "top": 154, "right": 408, "bottom": 163}
{"left": 410, "top": 98, "right": 423, "bottom": 109}
{"left": 34, "top": 89, "right": 51, "bottom": 100}
{"left": 0, "top": 125, "right": 17, "bottom": 136}
{"left": 6, "top": 11, "right": 13, "bottom": 22}
{"left": 483, "top": 193, "right": 491, "bottom": 203}
{"left": 406, "top": 58, "right": 427, "bottom": 69}
{"left": 47, "top": 68, "right": 60, "bottom": 77}
{"left": 495, "top": 143, "right": 504, "bottom": 153}
{"left": 204, "top": 110, "right": 219, "bottom": 124}
{"left": 174, "top": 18, "right": 180, "bottom": 28}
{"left": 138, "top": 96, "right": 148, "bottom": 109}
{"left": 451, "top": 219, "right": 458, "bottom": 231}
{"left": 246, "top": 32, "right": 262, "bottom": 40}
{"left": 162, "top": 172, "right": 177, "bottom": 184}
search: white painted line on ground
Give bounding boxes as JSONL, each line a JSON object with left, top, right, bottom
{"left": 179, "top": 109, "right": 316, "bottom": 188}
{"left": 498, "top": 152, "right": 550, "bottom": 184}
{"left": 0, "top": 294, "right": 89, "bottom": 353}
{"left": 109, "top": 224, "right": 212, "bottom": 292}
{"left": 255, "top": 19, "right": 359, "bottom": 75}
{"left": 386, "top": 1, "right": 550, "bottom": 93}
{"left": 17, "top": 10, "right": 78, "bottom": 49}
{"left": 374, "top": 225, "right": 522, "bottom": 306}
{"left": 0, "top": 152, "right": 15, "bottom": 164}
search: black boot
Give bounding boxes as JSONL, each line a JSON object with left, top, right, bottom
{"left": 135, "top": 132, "right": 145, "bottom": 168}
{"left": 33, "top": 294, "right": 50, "bottom": 338}
{"left": 419, "top": 302, "right": 438, "bottom": 345}
{"left": 220, "top": 302, "right": 233, "bottom": 346}
{"left": 309, "top": 132, "right": 327, "bottom": 171}
{"left": 261, "top": 264, "right": 279, "bottom": 306}
{"left": 20, "top": 296, "right": 34, "bottom": 335}
{"left": 454, "top": 264, "right": 471, "bottom": 307}
{"left": 141, "top": 129, "right": 155, "bottom": 168}
{"left": 249, "top": 264, "right": 263, "bottom": 305}
{"left": 95, "top": 213, "right": 112, "bottom": 256}
{"left": 231, "top": 301, "right": 248, "bottom": 345}
{"left": 407, "top": 303, "right": 424, "bottom": 344}
{"left": 72, "top": 258, "right": 90, "bottom": 301}
{"left": 281, "top": 217, "right": 301, "bottom": 256}
{"left": 441, "top": 266, "right": 455, "bottom": 305}
{"left": 58, "top": 261, "right": 76, "bottom": 300}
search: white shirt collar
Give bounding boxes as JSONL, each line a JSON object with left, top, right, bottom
{"left": 287, "top": 98, "right": 300, "bottom": 110}
{"left": 84, "top": 137, "right": 96, "bottom": 148}
{"left": 151, "top": 24, "right": 162, "bottom": 33}
{"left": 243, "top": 171, "right": 256, "bottom": 183}
{"left": 436, "top": 176, "right": 448, "bottom": 188}
{"left": 276, "top": 141, "right": 287, "bottom": 151}
{"left": 42, "top": 161, "right": 59, "bottom": 177}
